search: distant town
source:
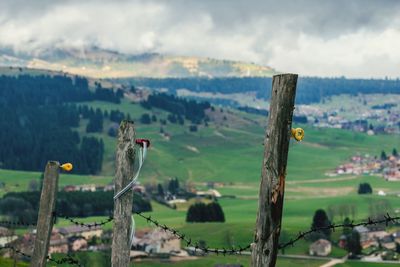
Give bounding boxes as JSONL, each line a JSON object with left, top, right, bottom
{"left": 295, "top": 97, "right": 400, "bottom": 135}
{"left": 327, "top": 151, "right": 400, "bottom": 182}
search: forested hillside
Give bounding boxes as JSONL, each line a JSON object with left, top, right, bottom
{"left": 0, "top": 75, "right": 123, "bottom": 174}
{"left": 127, "top": 77, "right": 400, "bottom": 104}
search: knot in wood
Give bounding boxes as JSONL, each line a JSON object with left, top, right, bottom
{"left": 127, "top": 147, "right": 135, "bottom": 159}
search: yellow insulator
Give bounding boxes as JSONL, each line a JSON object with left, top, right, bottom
{"left": 60, "top": 163, "right": 73, "bottom": 172}
{"left": 291, "top": 128, "right": 305, "bottom": 141}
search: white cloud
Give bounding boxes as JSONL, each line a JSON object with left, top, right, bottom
{"left": 0, "top": 0, "right": 399, "bottom": 78}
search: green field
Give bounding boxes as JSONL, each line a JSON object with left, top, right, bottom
{"left": 1, "top": 98, "right": 399, "bottom": 266}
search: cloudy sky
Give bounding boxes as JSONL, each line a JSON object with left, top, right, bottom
{"left": 0, "top": 0, "right": 399, "bottom": 78}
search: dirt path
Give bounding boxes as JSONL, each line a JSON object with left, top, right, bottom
{"left": 287, "top": 176, "right": 358, "bottom": 185}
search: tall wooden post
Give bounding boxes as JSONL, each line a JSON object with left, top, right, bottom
{"left": 112, "top": 120, "right": 136, "bottom": 267}
{"left": 30, "top": 161, "right": 60, "bottom": 267}
{"left": 251, "top": 74, "right": 298, "bottom": 267}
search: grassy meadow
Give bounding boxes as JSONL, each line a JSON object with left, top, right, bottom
{"left": 1, "top": 98, "right": 400, "bottom": 266}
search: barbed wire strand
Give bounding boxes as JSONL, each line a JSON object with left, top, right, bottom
{"left": 278, "top": 213, "right": 400, "bottom": 249}
{"left": 0, "top": 220, "right": 37, "bottom": 227}
{"left": 2, "top": 211, "right": 399, "bottom": 260}
{"left": 0, "top": 245, "right": 82, "bottom": 266}
{"left": 52, "top": 211, "right": 114, "bottom": 229}
{"left": 134, "top": 211, "right": 251, "bottom": 255}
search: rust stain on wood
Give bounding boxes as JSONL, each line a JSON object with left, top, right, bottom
{"left": 271, "top": 173, "right": 285, "bottom": 204}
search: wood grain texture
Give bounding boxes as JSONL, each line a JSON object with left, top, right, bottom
{"left": 251, "top": 74, "right": 298, "bottom": 267}
{"left": 30, "top": 161, "right": 59, "bottom": 267}
{"left": 112, "top": 120, "right": 136, "bottom": 267}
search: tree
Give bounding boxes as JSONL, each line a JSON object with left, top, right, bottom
{"left": 189, "top": 125, "right": 198, "bottom": 132}
{"left": 86, "top": 108, "right": 104, "bottom": 133}
{"left": 393, "top": 148, "right": 398, "bottom": 157}
{"left": 186, "top": 202, "right": 225, "bottom": 223}
{"left": 346, "top": 231, "right": 362, "bottom": 257}
{"left": 208, "top": 202, "right": 225, "bottom": 222}
{"left": 140, "top": 113, "right": 151, "bottom": 124}
{"left": 381, "top": 150, "right": 387, "bottom": 161}
{"left": 157, "top": 184, "right": 164, "bottom": 197}
{"left": 342, "top": 217, "right": 352, "bottom": 236}
{"left": 358, "top": 183, "right": 372, "bottom": 194}
{"left": 310, "top": 209, "right": 331, "bottom": 241}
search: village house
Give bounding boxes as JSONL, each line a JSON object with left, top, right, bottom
{"left": 338, "top": 235, "right": 347, "bottom": 249}
{"left": 0, "top": 227, "right": 18, "bottom": 247}
{"left": 103, "top": 184, "right": 114, "bottom": 192}
{"left": 354, "top": 226, "right": 372, "bottom": 248}
{"left": 309, "top": 239, "right": 331, "bottom": 256}
{"left": 132, "top": 228, "right": 182, "bottom": 255}
{"left": 380, "top": 235, "right": 396, "bottom": 250}
{"left": 392, "top": 231, "right": 400, "bottom": 244}
{"left": 366, "top": 225, "right": 389, "bottom": 239}
{"left": 63, "top": 185, "right": 77, "bottom": 192}
{"left": 353, "top": 224, "right": 393, "bottom": 249}
{"left": 196, "top": 189, "right": 222, "bottom": 198}
{"left": 68, "top": 236, "right": 88, "bottom": 252}
{"left": 48, "top": 232, "right": 68, "bottom": 254}
{"left": 58, "top": 225, "right": 103, "bottom": 240}
{"left": 77, "top": 184, "right": 97, "bottom": 192}
{"left": 133, "top": 185, "right": 146, "bottom": 194}
{"left": 62, "top": 184, "right": 97, "bottom": 192}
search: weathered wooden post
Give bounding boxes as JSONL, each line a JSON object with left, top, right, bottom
{"left": 112, "top": 120, "right": 136, "bottom": 267}
{"left": 251, "top": 74, "right": 298, "bottom": 267}
{"left": 30, "top": 161, "right": 60, "bottom": 267}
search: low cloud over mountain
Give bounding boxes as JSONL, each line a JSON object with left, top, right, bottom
{"left": 0, "top": 0, "right": 399, "bottom": 78}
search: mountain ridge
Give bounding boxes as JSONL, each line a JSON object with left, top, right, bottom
{"left": 0, "top": 46, "right": 277, "bottom": 79}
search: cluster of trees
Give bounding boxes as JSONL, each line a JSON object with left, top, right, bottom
{"left": 358, "top": 183, "right": 373, "bottom": 194}
{"left": 0, "top": 191, "right": 152, "bottom": 221}
{"left": 368, "top": 200, "right": 393, "bottom": 220}
{"left": 371, "top": 103, "right": 397, "bottom": 110}
{"left": 326, "top": 203, "right": 357, "bottom": 222}
{"left": 380, "top": 148, "right": 398, "bottom": 160}
{"left": 167, "top": 178, "right": 180, "bottom": 194}
{"left": 86, "top": 108, "right": 104, "bottom": 133}
{"left": 141, "top": 93, "right": 211, "bottom": 124}
{"left": 186, "top": 202, "right": 225, "bottom": 222}
{"left": 78, "top": 105, "right": 131, "bottom": 134}
{"left": 94, "top": 83, "right": 124, "bottom": 103}
{"left": 140, "top": 113, "right": 157, "bottom": 124}
{"left": 130, "top": 77, "right": 400, "bottom": 104}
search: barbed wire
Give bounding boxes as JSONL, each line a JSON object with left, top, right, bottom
{"left": 2, "top": 209, "right": 399, "bottom": 260}
{"left": 135, "top": 211, "right": 400, "bottom": 255}
{"left": 0, "top": 220, "right": 36, "bottom": 227}
{"left": 52, "top": 211, "right": 114, "bottom": 229}
{"left": 278, "top": 213, "right": 400, "bottom": 249}
{"left": 0, "top": 245, "right": 82, "bottom": 266}
{"left": 134, "top": 211, "right": 251, "bottom": 255}
{"left": 1, "top": 212, "right": 114, "bottom": 230}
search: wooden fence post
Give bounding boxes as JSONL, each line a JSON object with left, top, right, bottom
{"left": 251, "top": 74, "right": 298, "bottom": 267}
{"left": 112, "top": 120, "right": 136, "bottom": 267}
{"left": 30, "top": 161, "right": 60, "bottom": 267}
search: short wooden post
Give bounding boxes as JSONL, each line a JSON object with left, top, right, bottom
{"left": 112, "top": 120, "right": 136, "bottom": 267}
{"left": 251, "top": 74, "right": 298, "bottom": 267}
{"left": 30, "top": 161, "right": 60, "bottom": 267}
